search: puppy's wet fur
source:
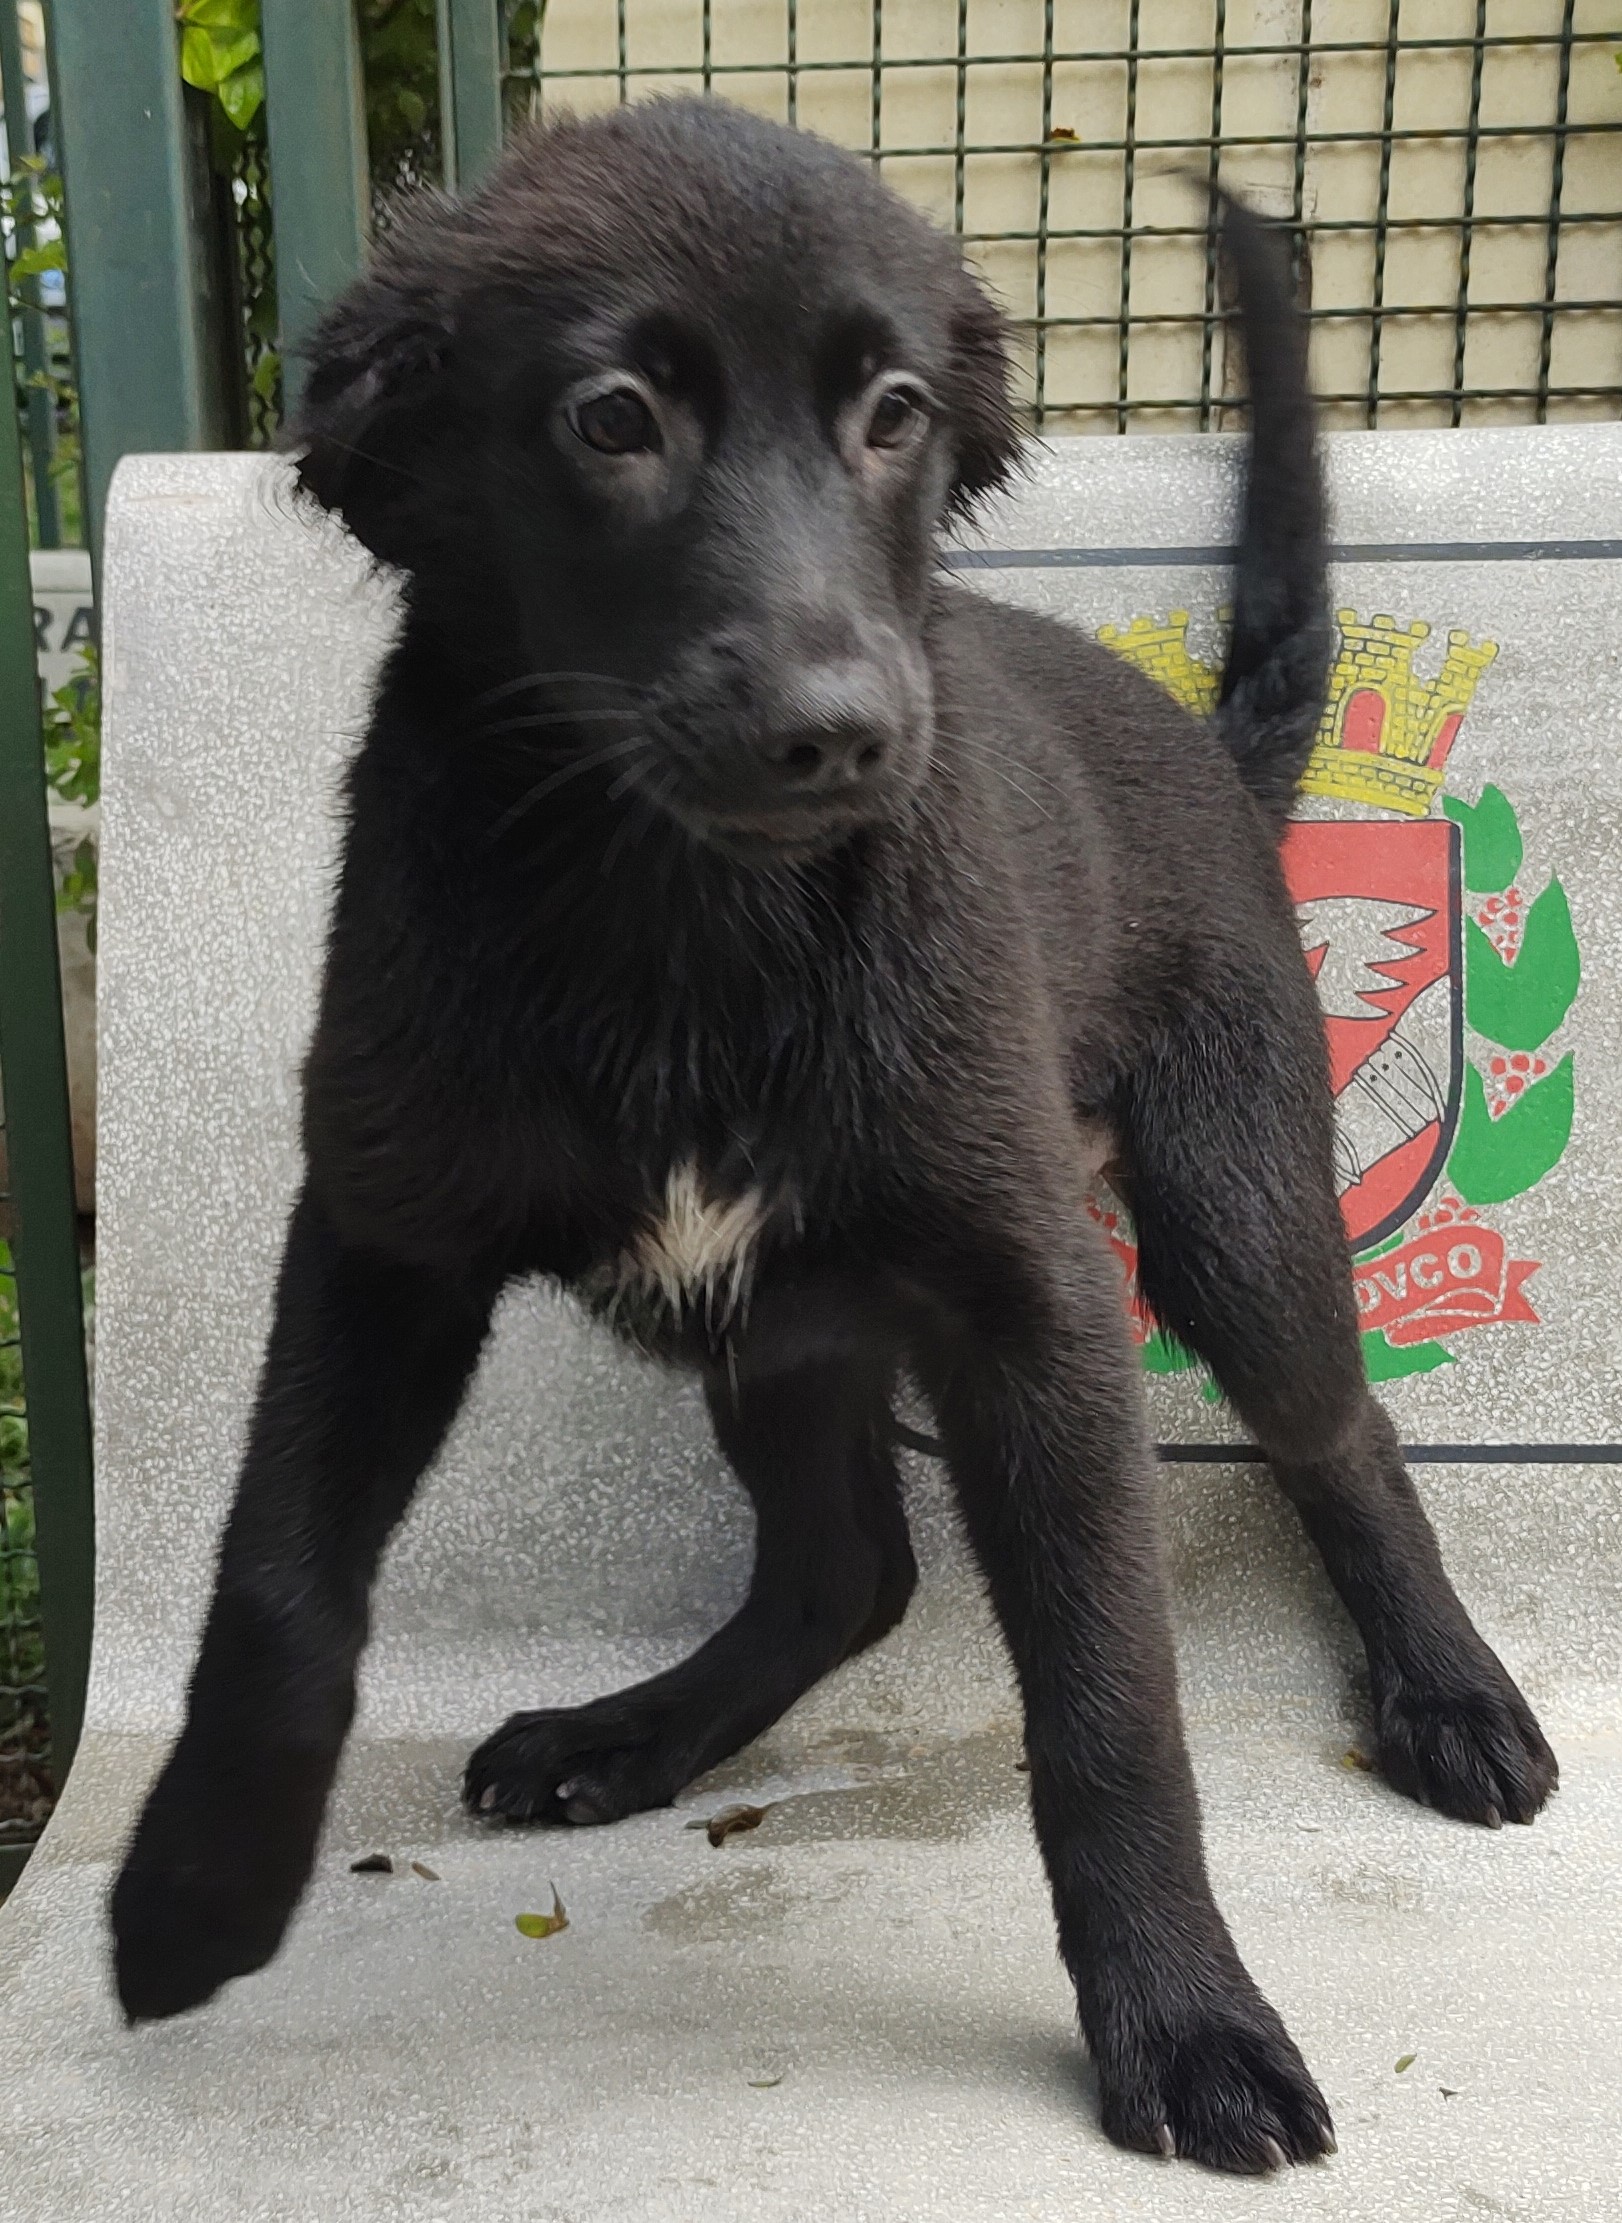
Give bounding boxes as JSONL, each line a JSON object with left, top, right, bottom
{"left": 111, "top": 100, "right": 1556, "bottom": 2169}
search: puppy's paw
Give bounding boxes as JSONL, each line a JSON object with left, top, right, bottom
{"left": 1097, "top": 1988, "right": 1335, "bottom": 2173}
{"left": 1374, "top": 1653, "right": 1557, "bottom": 1827}
{"left": 464, "top": 1698, "right": 687, "bottom": 1826}
{"left": 111, "top": 1749, "right": 322, "bottom": 2022}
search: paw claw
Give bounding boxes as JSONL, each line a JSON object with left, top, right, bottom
{"left": 1097, "top": 1984, "right": 1333, "bottom": 2173}
{"left": 463, "top": 1700, "right": 689, "bottom": 1828}
{"left": 1374, "top": 1655, "right": 1557, "bottom": 1830}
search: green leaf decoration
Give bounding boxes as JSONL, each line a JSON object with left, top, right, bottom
{"left": 1464, "top": 880, "right": 1579, "bottom": 1051}
{"left": 1362, "top": 1330, "right": 1453, "bottom": 1382}
{"left": 1140, "top": 1328, "right": 1196, "bottom": 1375}
{"left": 1448, "top": 1055, "right": 1574, "bottom": 1205}
{"left": 1443, "top": 784, "right": 1522, "bottom": 893}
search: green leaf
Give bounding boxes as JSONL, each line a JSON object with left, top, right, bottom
{"left": 397, "top": 86, "right": 427, "bottom": 133}
{"left": 217, "top": 59, "right": 265, "bottom": 130}
{"left": 180, "top": 23, "right": 222, "bottom": 88}
{"left": 9, "top": 237, "right": 67, "bottom": 279}
{"left": 1362, "top": 1330, "right": 1453, "bottom": 1382}
{"left": 1448, "top": 1055, "right": 1574, "bottom": 1205}
{"left": 1464, "top": 880, "right": 1580, "bottom": 1052}
{"left": 1443, "top": 784, "right": 1521, "bottom": 893}
{"left": 515, "top": 1884, "right": 568, "bottom": 1939}
{"left": 178, "top": 0, "right": 261, "bottom": 27}
{"left": 1395, "top": 2053, "right": 1417, "bottom": 2075}
{"left": 251, "top": 347, "right": 281, "bottom": 403}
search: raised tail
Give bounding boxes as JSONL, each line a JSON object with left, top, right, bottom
{"left": 1213, "top": 193, "right": 1332, "bottom": 832}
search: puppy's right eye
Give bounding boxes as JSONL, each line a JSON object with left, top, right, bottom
{"left": 571, "top": 387, "right": 658, "bottom": 456}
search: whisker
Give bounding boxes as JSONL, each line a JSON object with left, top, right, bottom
{"left": 469, "top": 668, "right": 645, "bottom": 715}
{"left": 477, "top": 706, "right": 640, "bottom": 741}
{"left": 485, "top": 735, "right": 653, "bottom": 844}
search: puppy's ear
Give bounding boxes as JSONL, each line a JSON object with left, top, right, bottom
{"left": 945, "top": 276, "right": 1022, "bottom": 515}
{"left": 290, "top": 272, "right": 453, "bottom": 572}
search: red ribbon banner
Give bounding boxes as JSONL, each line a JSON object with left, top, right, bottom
{"left": 1352, "top": 1226, "right": 1540, "bottom": 1348}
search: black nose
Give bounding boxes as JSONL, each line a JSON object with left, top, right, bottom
{"left": 756, "top": 664, "right": 900, "bottom": 793}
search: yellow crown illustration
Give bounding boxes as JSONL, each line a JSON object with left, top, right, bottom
{"left": 1096, "top": 611, "right": 1221, "bottom": 719}
{"left": 1097, "top": 609, "right": 1498, "bottom": 819}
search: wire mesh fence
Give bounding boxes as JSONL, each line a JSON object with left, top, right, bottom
{"left": 505, "top": 0, "right": 1622, "bottom": 434}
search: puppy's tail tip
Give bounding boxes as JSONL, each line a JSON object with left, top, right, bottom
{"left": 1211, "top": 191, "right": 1332, "bottom": 834}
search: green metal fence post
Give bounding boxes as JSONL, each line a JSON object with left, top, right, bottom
{"left": 438, "top": 0, "right": 505, "bottom": 189}
{"left": 259, "top": 0, "right": 369, "bottom": 384}
{"left": 44, "top": 0, "right": 237, "bottom": 570}
{"left": 0, "top": 298, "right": 94, "bottom": 1796}
{"left": 0, "top": 2, "right": 61, "bottom": 547}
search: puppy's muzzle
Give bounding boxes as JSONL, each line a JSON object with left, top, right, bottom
{"left": 649, "top": 624, "right": 930, "bottom": 853}
{"left": 754, "top": 659, "right": 901, "bottom": 797}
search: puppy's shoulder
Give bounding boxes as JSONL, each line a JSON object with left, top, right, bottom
{"left": 928, "top": 577, "right": 1205, "bottom": 729}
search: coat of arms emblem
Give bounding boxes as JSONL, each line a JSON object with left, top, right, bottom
{"left": 1096, "top": 608, "right": 1581, "bottom": 1384}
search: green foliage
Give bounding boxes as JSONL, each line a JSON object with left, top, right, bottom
{"left": 2, "top": 1247, "right": 46, "bottom": 1771}
{"left": 8, "top": 234, "right": 65, "bottom": 283}
{"left": 1464, "top": 880, "right": 1579, "bottom": 1051}
{"left": 1448, "top": 1054, "right": 1575, "bottom": 1206}
{"left": 361, "top": 0, "right": 443, "bottom": 183}
{"left": 41, "top": 647, "right": 101, "bottom": 945}
{"left": 177, "top": 0, "right": 265, "bottom": 130}
{"left": 1443, "top": 783, "right": 1522, "bottom": 893}
{"left": 3, "top": 159, "right": 81, "bottom": 538}
{"left": 1, "top": 1248, "right": 25, "bottom": 1487}
{"left": 42, "top": 647, "right": 99, "bottom": 811}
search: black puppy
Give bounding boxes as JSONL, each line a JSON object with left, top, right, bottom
{"left": 111, "top": 98, "right": 1556, "bottom": 2171}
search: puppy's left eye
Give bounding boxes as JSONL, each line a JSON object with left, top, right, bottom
{"left": 572, "top": 386, "right": 659, "bottom": 456}
{"left": 865, "top": 382, "right": 929, "bottom": 451}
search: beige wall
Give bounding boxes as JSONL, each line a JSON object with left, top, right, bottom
{"left": 523, "top": 0, "right": 1622, "bottom": 432}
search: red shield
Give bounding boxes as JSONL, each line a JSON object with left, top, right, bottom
{"left": 1282, "top": 819, "right": 1462, "bottom": 1250}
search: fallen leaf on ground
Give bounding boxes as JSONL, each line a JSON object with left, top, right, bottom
{"left": 747, "top": 2075, "right": 784, "bottom": 2089}
{"left": 686, "top": 1803, "right": 772, "bottom": 1847}
{"left": 1395, "top": 2052, "right": 1417, "bottom": 2074}
{"left": 411, "top": 1861, "right": 440, "bottom": 1882}
{"left": 515, "top": 1886, "right": 569, "bottom": 1940}
{"left": 350, "top": 1853, "right": 393, "bottom": 1874}
{"left": 1440, "top": 2087, "right": 1459, "bottom": 2099}
{"left": 1342, "top": 1748, "right": 1375, "bottom": 1772}
{"left": 1014, "top": 1757, "right": 1030, "bottom": 1772}
{"left": 1047, "top": 125, "right": 1080, "bottom": 142}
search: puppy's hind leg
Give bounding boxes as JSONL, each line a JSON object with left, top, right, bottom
{"left": 465, "top": 1323, "right": 916, "bottom": 1826}
{"left": 1121, "top": 991, "right": 1558, "bottom": 1828}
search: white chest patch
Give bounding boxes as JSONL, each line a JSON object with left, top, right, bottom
{"left": 619, "top": 1162, "right": 767, "bottom": 1321}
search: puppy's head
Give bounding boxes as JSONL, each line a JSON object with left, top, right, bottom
{"left": 293, "top": 97, "right": 1020, "bottom": 859}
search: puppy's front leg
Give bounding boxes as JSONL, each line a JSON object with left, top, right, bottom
{"left": 110, "top": 1185, "right": 499, "bottom": 2022}
{"left": 910, "top": 1206, "right": 1334, "bottom": 2172}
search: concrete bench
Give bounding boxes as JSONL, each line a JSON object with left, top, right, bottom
{"left": 2, "top": 426, "right": 1619, "bottom": 2221}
